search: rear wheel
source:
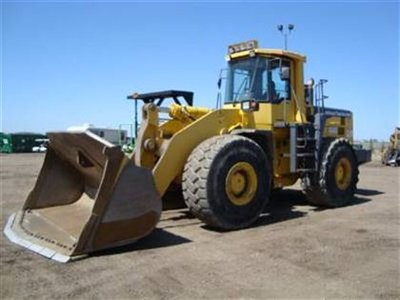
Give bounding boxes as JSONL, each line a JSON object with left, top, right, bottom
{"left": 301, "top": 138, "right": 359, "bottom": 207}
{"left": 182, "top": 135, "right": 271, "bottom": 229}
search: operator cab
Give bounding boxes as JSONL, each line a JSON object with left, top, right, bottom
{"left": 223, "top": 40, "right": 308, "bottom": 126}
{"left": 225, "top": 55, "right": 291, "bottom": 104}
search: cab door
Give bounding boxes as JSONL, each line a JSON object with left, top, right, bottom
{"left": 269, "top": 58, "right": 296, "bottom": 126}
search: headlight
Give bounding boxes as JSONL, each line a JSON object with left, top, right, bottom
{"left": 227, "top": 40, "right": 259, "bottom": 54}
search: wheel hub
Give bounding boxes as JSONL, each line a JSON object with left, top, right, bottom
{"left": 225, "top": 162, "right": 258, "bottom": 206}
{"left": 335, "top": 157, "right": 352, "bottom": 190}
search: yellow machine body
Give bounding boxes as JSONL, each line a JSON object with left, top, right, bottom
{"left": 5, "top": 41, "right": 355, "bottom": 262}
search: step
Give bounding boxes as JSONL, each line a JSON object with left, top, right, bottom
{"left": 297, "top": 153, "right": 315, "bottom": 157}
{"left": 283, "top": 153, "right": 314, "bottom": 158}
{"left": 297, "top": 168, "right": 316, "bottom": 172}
{"left": 296, "top": 144, "right": 316, "bottom": 149}
{"left": 297, "top": 137, "right": 316, "bottom": 141}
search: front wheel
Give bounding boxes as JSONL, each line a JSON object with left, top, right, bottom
{"left": 182, "top": 135, "right": 271, "bottom": 229}
{"left": 302, "top": 139, "right": 359, "bottom": 207}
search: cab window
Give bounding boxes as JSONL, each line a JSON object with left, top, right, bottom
{"left": 225, "top": 57, "right": 291, "bottom": 104}
{"left": 268, "top": 59, "right": 291, "bottom": 103}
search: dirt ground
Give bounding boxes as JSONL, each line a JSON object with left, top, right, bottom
{"left": 1, "top": 153, "right": 399, "bottom": 299}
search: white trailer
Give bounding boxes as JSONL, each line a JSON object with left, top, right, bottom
{"left": 67, "top": 124, "right": 128, "bottom": 145}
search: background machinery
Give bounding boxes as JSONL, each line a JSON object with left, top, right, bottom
{"left": 5, "top": 40, "right": 367, "bottom": 262}
{"left": 382, "top": 127, "right": 400, "bottom": 166}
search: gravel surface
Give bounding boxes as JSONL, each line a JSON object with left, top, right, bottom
{"left": 1, "top": 153, "right": 399, "bottom": 299}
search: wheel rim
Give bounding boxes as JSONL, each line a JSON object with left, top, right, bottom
{"left": 225, "top": 162, "right": 258, "bottom": 206}
{"left": 334, "top": 157, "right": 352, "bottom": 190}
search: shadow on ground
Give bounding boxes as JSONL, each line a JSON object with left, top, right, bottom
{"left": 253, "top": 189, "right": 309, "bottom": 227}
{"left": 162, "top": 210, "right": 196, "bottom": 221}
{"left": 92, "top": 188, "right": 379, "bottom": 256}
{"left": 356, "top": 188, "right": 384, "bottom": 196}
{"left": 91, "top": 228, "right": 192, "bottom": 258}
{"left": 206, "top": 188, "right": 375, "bottom": 230}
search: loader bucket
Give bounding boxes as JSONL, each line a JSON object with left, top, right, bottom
{"left": 4, "top": 131, "right": 161, "bottom": 262}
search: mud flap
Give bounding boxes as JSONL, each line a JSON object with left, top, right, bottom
{"left": 4, "top": 131, "right": 162, "bottom": 262}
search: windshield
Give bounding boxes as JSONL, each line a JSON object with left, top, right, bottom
{"left": 224, "top": 56, "right": 290, "bottom": 103}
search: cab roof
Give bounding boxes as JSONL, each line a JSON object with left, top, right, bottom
{"left": 226, "top": 48, "right": 306, "bottom": 63}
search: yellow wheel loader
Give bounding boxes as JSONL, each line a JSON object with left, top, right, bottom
{"left": 4, "top": 40, "right": 367, "bottom": 262}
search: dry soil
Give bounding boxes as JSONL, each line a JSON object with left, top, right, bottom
{"left": 1, "top": 154, "right": 399, "bottom": 299}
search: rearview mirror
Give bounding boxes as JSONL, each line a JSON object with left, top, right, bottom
{"left": 280, "top": 67, "right": 290, "bottom": 81}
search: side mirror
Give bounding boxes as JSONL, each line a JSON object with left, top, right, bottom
{"left": 280, "top": 67, "right": 290, "bottom": 81}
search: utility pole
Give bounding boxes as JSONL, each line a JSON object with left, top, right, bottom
{"left": 277, "top": 24, "right": 295, "bottom": 50}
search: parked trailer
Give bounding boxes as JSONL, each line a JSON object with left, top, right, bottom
{"left": 67, "top": 124, "right": 128, "bottom": 145}
{"left": 2, "top": 132, "right": 47, "bottom": 153}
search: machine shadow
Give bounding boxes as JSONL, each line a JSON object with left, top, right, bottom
{"left": 310, "top": 196, "right": 371, "bottom": 212}
{"left": 162, "top": 210, "right": 197, "bottom": 222}
{"left": 355, "top": 188, "right": 384, "bottom": 196}
{"left": 92, "top": 188, "right": 377, "bottom": 256}
{"left": 205, "top": 188, "right": 373, "bottom": 231}
{"left": 91, "top": 228, "right": 192, "bottom": 257}
{"left": 253, "top": 189, "right": 309, "bottom": 227}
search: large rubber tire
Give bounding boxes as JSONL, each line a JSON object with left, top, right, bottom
{"left": 182, "top": 135, "right": 271, "bottom": 229}
{"left": 301, "top": 138, "right": 359, "bottom": 207}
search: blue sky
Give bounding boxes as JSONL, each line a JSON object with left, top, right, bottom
{"left": 2, "top": 1, "right": 399, "bottom": 140}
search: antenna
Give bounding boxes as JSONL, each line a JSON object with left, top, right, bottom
{"left": 277, "top": 24, "right": 295, "bottom": 50}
